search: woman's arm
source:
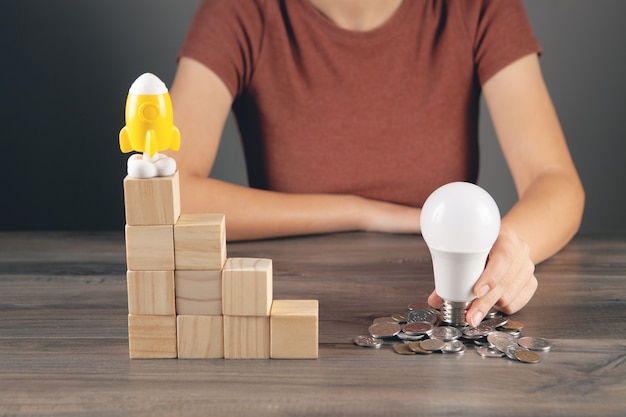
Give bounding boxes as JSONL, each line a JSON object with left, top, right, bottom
{"left": 485, "top": 53, "right": 584, "bottom": 263}
{"left": 461, "top": 53, "right": 585, "bottom": 325}
{"left": 169, "top": 57, "right": 420, "bottom": 241}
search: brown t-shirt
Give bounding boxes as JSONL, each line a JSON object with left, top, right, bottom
{"left": 180, "top": 0, "right": 541, "bottom": 207}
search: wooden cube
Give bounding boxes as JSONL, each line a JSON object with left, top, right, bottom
{"left": 270, "top": 300, "right": 319, "bottom": 359}
{"left": 125, "top": 225, "right": 174, "bottom": 271}
{"left": 127, "top": 270, "right": 175, "bottom": 315}
{"left": 175, "top": 270, "right": 222, "bottom": 315}
{"left": 123, "top": 171, "right": 181, "bottom": 226}
{"left": 128, "top": 314, "right": 177, "bottom": 359}
{"left": 174, "top": 214, "right": 226, "bottom": 270}
{"left": 222, "top": 258, "right": 273, "bottom": 317}
{"left": 177, "top": 315, "right": 224, "bottom": 359}
{"left": 223, "top": 316, "right": 270, "bottom": 359}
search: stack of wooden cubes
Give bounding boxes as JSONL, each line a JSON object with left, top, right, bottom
{"left": 123, "top": 170, "right": 318, "bottom": 359}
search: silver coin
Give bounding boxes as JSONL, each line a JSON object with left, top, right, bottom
{"left": 504, "top": 344, "right": 524, "bottom": 360}
{"left": 475, "top": 322, "right": 497, "bottom": 334}
{"left": 353, "top": 335, "right": 383, "bottom": 348}
{"left": 487, "top": 331, "right": 516, "bottom": 347}
{"left": 494, "top": 338, "right": 517, "bottom": 353}
{"left": 368, "top": 322, "right": 402, "bottom": 338}
{"left": 396, "top": 332, "right": 425, "bottom": 341}
{"left": 430, "top": 326, "right": 462, "bottom": 341}
{"left": 481, "top": 316, "right": 509, "bottom": 329}
{"left": 476, "top": 345, "right": 504, "bottom": 358}
{"left": 406, "top": 308, "right": 439, "bottom": 325}
{"left": 403, "top": 321, "right": 434, "bottom": 336}
{"left": 473, "top": 338, "right": 491, "bottom": 347}
{"left": 472, "top": 317, "right": 507, "bottom": 335}
{"left": 499, "top": 329, "right": 522, "bottom": 338}
{"left": 420, "top": 339, "right": 446, "bottom": 352}
{"left": 518, "top": 337, "right": 552, "bottom": 352}
{"left": 463, "top": 326, "right": 490, "bottom": 338}
{"left": 441, "top": 340, "right": 465, "bottom": 354}
{"left": 461, "top": 333, "right": 484, "bottom": 340}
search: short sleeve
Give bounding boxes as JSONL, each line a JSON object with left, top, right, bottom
{"left": 178, "top": 0, "right": 266, "bottom": 97}
{"left": 464, "top": 0, "right": 542, "bottom": 85}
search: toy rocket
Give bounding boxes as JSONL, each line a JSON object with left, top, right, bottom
{"left": 119, "top": 73, "right": 180, "bottom": 157}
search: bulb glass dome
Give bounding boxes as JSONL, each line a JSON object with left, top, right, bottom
{"left": 421, "top": 182, "right": 501, "bottom": 253}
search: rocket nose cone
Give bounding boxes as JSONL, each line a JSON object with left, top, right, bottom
{"left": 128, "top": 73, "right": 168, "bottom": 95}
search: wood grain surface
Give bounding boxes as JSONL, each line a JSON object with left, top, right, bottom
{"left": 0, "top": 231, "right": 625, "bottom": 416}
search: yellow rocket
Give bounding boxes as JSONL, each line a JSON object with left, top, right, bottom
{"left": 119, "top": 73, "right": 180, "bottom": 157}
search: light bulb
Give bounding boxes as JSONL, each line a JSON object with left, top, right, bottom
{"left": 420, "top": 182, "right": 501, "bottom": 326}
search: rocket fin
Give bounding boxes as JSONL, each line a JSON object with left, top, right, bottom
{"left": 119, "top": 127, "right": 133, "bottom": 153}
{"left": 170, "top": 127, "right": 181, "bottom": 151}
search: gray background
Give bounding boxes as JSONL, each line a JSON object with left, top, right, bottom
{"left": 1, "top": 0, "right": 624, "bottom": 233}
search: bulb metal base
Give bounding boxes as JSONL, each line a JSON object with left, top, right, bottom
{"left": 441, "top": 299, "right": 472, "bottom": 327}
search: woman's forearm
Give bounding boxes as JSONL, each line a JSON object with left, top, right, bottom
{"left": 179, "top": 173, "right": 421, "bottom": 241}
{"left": 502, "top": 170, "right": 584, "bottom": 264}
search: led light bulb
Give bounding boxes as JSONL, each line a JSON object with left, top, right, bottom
{"left": 420, "top": 182, "right": 501, "bottom": 326}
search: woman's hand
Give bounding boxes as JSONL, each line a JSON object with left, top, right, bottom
{"left": 360, "top": 198, "right": 421, "bottom": 235}
{"left": 428, "top": 223, "right": 538, "bottom": 327}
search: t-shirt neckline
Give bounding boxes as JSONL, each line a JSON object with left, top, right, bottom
{"left": 297, "top": 0, "right": 412, "bottom": 42}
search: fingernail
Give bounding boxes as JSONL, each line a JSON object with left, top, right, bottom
{"left": 471, "top": 311, "right": 484, "bottom": 327}
{"left": 477, "top": 285, "right": 490, "bottom": 298}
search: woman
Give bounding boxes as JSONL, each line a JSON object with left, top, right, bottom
{"left": 167, "top": 0, "right": 584, "bottom": 326}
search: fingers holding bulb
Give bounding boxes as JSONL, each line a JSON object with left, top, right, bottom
{"left": 427, "top": 289, "right": 442, "bottom": 310}
{"left": 466, "top": 226, "right": 537, "bottom": 326}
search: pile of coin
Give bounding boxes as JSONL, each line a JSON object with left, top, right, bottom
{"left": 353, "top": 302, "right": 551, "bottom": 364}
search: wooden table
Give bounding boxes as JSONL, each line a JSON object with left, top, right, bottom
{"left": 0, "top": 231, "right": 625, "bottom": 416}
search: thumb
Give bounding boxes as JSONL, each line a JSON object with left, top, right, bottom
{"left": 427, "top": 290, "right": 442, "bottom": 309}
